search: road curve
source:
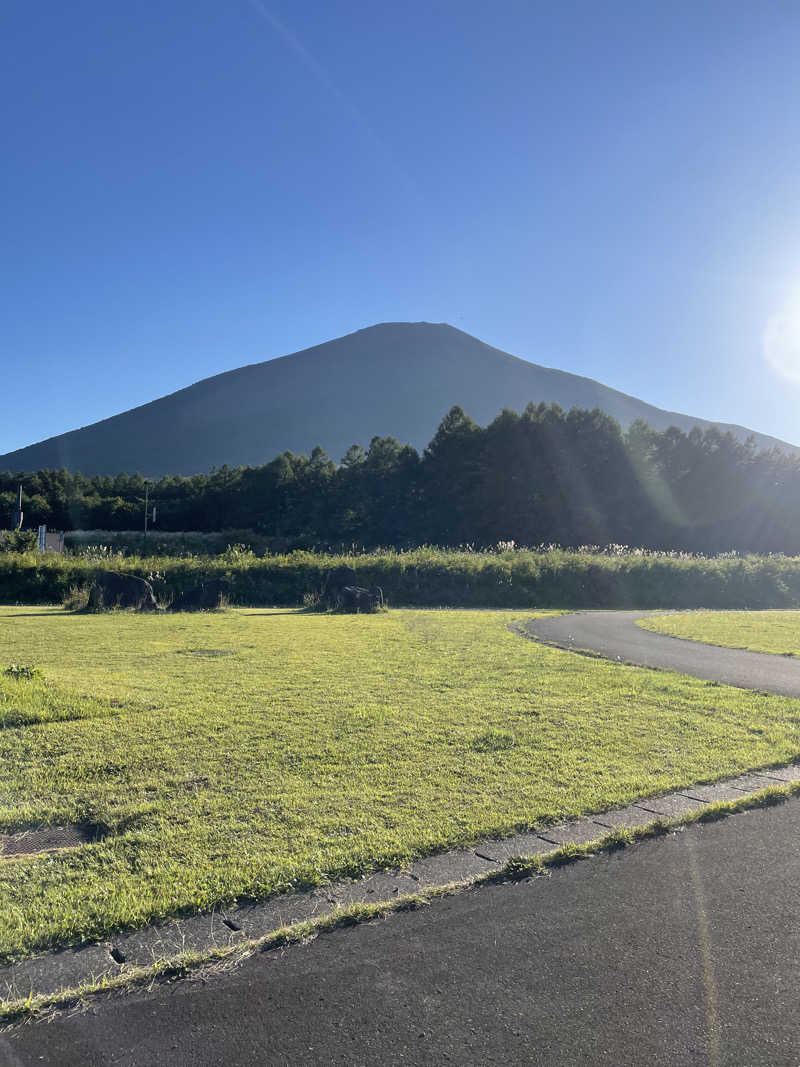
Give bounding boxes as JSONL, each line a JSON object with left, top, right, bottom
{"left": 523, "top": 611, "right": 800, "bottom": 698}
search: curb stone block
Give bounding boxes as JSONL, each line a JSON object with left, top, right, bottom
{"left": 407, "top": 849, "right": 499, "bottom": 886}
{"left": 326, "top": 871, "right": 420, "bottom": 906}
{"left": 232, "top": 891, "right": 333, "bottom": 940}
{"left": 757, "top": 764, "right": 800, "bottom": 783}
{"left": 590, "top": 805, "right": 659, "bottom": 829}
{"left": 534, "top": 819, "right": 608, "bottom": 845}
{"left": 0, "top": 943, "right": 116, "bottom": 1001}
{"left": 472, "top": 834, "right": 556, "bottom": 862}
{"left": 113, "top": 912, "right": 246, "bottom": 970}
{"left": 679, "top": 782, "right": 754, "bottom": 803}
{"left": 725, "top": 772, "right": 788, "bottom": 793}
{"left": 634, "top": 794, "right": 705, "bottom": 818}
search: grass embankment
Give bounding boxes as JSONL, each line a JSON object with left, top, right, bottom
{"left": 640, "top": 610, "right": 800, "bottom": 656}
{"left": 5, "top": 546, "right": 800, "bottom": 608}
{"left": 2, "top": 607, "right": 800, "bottom": 962}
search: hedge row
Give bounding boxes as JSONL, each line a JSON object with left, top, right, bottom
{"left": 62, "top": 529, "right": 281, "bottom": 556}
{"left": 3, "top": 548, "right": 800, "bottom": 609}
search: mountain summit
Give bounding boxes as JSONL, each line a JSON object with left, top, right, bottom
{"left": 1, "top": 322, "right": 795, "bottom": 475}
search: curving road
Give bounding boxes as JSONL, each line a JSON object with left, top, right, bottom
{"left": 523, "top": 610, "right": 800, "bottom": 698}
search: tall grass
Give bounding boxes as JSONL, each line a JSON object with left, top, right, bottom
{"left": 3, "top": 545, "right": 800, "bottom": 608}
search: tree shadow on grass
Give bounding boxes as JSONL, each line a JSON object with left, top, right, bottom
{"left": 240, "top": 610, "right": 303, "bottom": 617}
{"left": 1, "top": 612, "right": 75, "bottom": 619}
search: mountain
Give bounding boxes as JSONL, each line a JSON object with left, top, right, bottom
{"left": 2, "top": 322, "right": 796, "bottom": 475}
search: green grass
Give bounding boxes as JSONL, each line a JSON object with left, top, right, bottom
{"left": 2, "top": 605, "right": 800, "bottom": 963}
{"left": 639, "top": 610, "right": 800, "bottom": 656}
{"left": 0, "top": 672, "right": 118, "bottom": 729}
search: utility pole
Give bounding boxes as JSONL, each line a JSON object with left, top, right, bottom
{"left": 11, "top": 484, "right": 23, "bottom": 530}
{"left": 143, "top": 482, "right": 156, "bottom": 551}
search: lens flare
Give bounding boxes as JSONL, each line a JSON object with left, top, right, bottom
{"left": 763, "top": 308, "right": 800, "bottom": 383}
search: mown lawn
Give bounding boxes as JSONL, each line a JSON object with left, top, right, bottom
{"left": 640, "top": 610, "right": 800, "bottom": 657}
{"left": 2, "top": 605, "right": 800, "bottom": 962}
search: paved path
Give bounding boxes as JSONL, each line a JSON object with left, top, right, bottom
{"left": 523, "top": 611, "right": 800, "bottom": 697}
{"left": 4, "top": 798, "right": 800, "bottom": 1066}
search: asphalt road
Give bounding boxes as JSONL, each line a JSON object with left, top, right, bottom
{"left": 4, "top": 798, "right": 800, "bottom": 1066}
{"left": 524, "top": 610, "right": 800, "bottom": 697}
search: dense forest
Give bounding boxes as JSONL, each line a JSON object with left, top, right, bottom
{"left": 2, "top": 403, "right": 800, "bottom": 555}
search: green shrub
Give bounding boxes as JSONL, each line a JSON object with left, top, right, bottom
{"left": 64, "top": 529, "right": 274, "bottom": 557}
{"left": 3, "top": 546, "right": 800, "bottom": 609}
{"left": 301, "top": 589, "right": 327, "bottom": 611}
{"left": 0, "top": 530, "right": 38, "bottom": 553}
{"left": 63, "top": 585, "right": 91, "bottom": 612}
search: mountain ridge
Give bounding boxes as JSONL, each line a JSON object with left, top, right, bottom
{"left": 2, "top": 322, "right": 796, "bottom": 475}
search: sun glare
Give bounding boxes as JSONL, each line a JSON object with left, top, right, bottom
{"left": 763, "top": 306, "right": 800, "bottom": 383}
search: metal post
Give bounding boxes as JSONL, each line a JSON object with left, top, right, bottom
{"left": 12, "top": 484, "right": 23, "bottom": 530}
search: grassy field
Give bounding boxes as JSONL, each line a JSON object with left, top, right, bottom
{"left": 640, "top": 610, "right": 800, "bottom": 656}
{"left": 2, "top": 606, "right": 800, "bottom": 963}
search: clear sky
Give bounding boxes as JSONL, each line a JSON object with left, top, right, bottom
{"left": 3, "top": 0, "right": 800, "bottom": 455}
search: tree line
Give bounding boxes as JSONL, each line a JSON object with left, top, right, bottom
{"left": 2, "top": 403, "right": 800, "bottom": 554}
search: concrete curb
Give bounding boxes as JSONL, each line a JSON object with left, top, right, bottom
{"left": 3, "top": 760, "right": 800, "bottom": 1004}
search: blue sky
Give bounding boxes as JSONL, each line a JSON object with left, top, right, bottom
{"left": 3, "top": 0, "right": 800, "bottom": 455}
